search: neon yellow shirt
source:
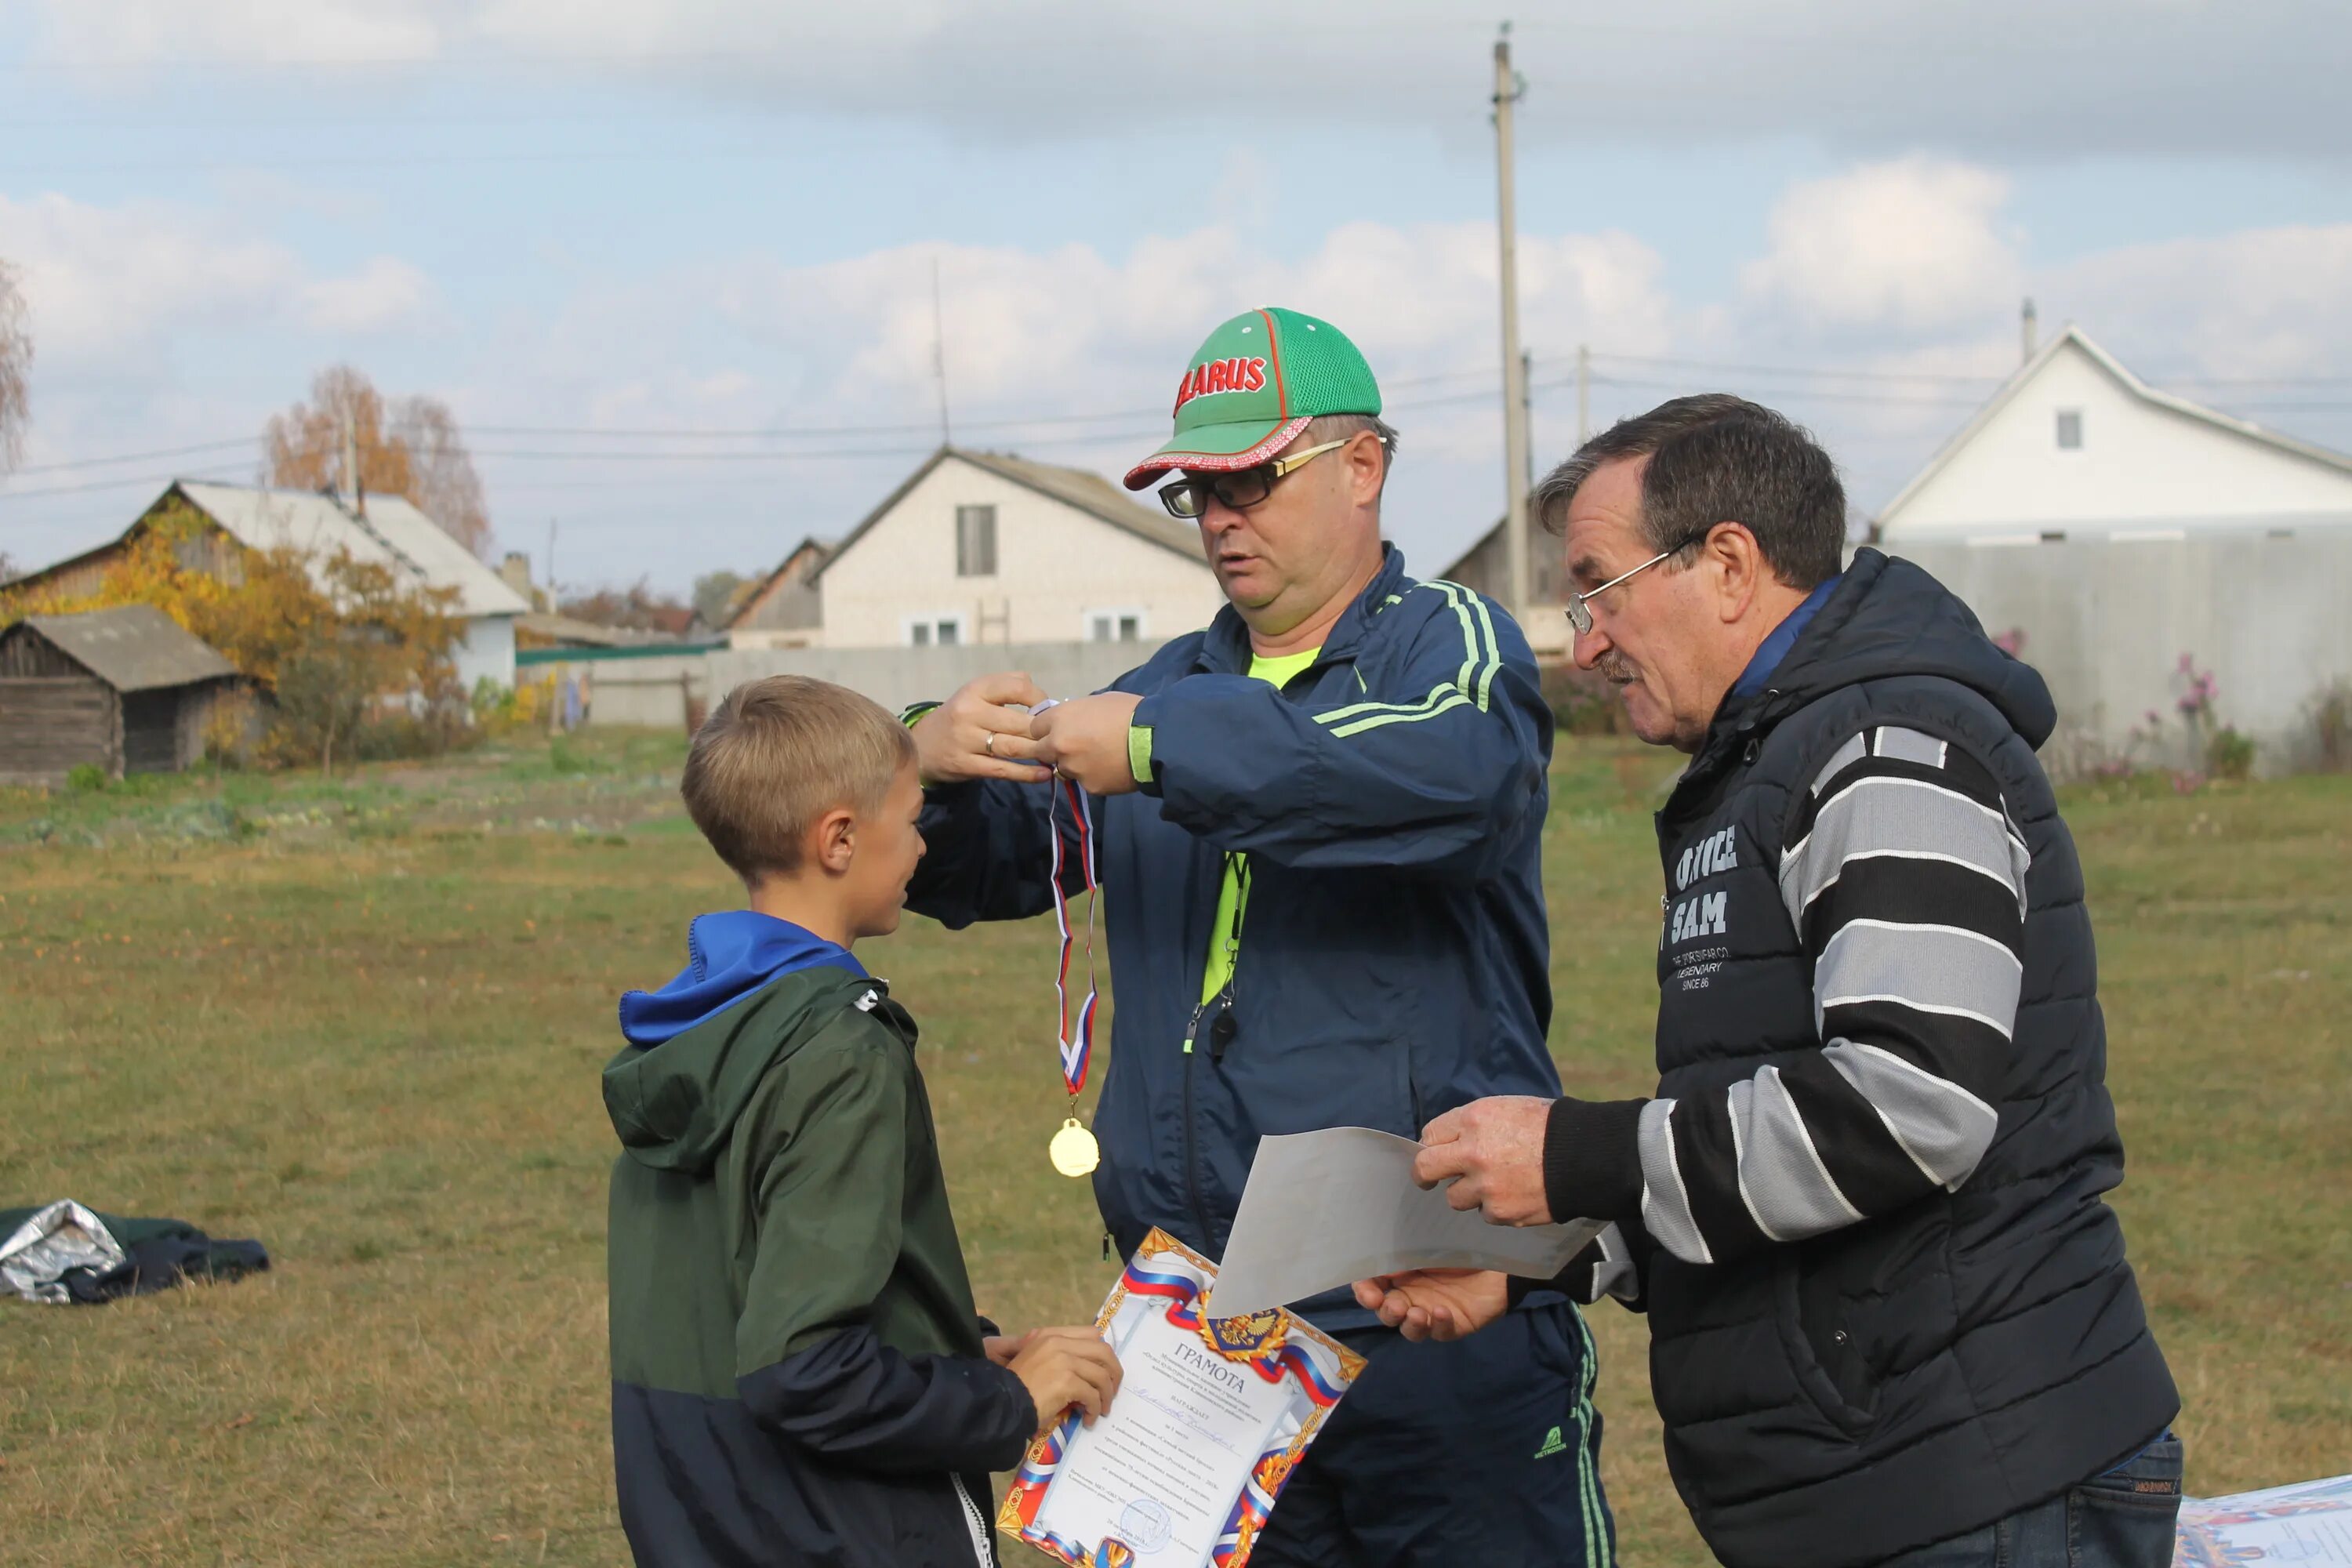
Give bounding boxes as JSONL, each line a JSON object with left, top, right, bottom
{"left": 1197, "top": 647, "right": 1321, "bottom": 1004}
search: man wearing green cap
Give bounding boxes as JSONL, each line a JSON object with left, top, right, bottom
{"left": 902, "top": 308, "right": 1614, "bottom": 1566}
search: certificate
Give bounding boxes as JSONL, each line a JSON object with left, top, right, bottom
{"left": 998, "top": 1229, "right": 1365, "bottom": 1568}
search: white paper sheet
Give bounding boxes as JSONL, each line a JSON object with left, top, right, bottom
{"left": 1205, "top": 1127, "right": 1602, "bottom": 1319}
{"left": 1030, "top": 1292, "right": 1294, "bottom": 1563}
{"left": 2177, "top": 1474, "right": 2352, "bottom": 1566}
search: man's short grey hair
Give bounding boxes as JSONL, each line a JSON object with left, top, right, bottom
{"left": 1305, "top": 412, "right": 1399, "bottom": 499}
{"left": 1532, "top": 394, "right": 1845, "bottom": 590}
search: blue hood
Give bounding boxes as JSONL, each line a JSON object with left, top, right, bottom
{"left": 618, "top": 912, "right": 866, "bottom": 1047}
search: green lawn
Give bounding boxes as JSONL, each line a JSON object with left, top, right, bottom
{"left": 2, "top": 734, "right": 2345, "bottom": 1566}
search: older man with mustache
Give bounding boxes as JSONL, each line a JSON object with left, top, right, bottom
{"left": 1361, "top": 395, "right": 2180, "bottom": 1568}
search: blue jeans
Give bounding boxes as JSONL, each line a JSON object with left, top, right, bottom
{"left": 1877, "top": 1436, "right": 2184, "bottom": 1568}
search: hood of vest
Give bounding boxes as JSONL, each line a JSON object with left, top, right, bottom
{"left": 1699, "top": 547, "right": 2056, "bottom": 779}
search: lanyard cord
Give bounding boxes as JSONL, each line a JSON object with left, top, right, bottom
{"left": 1046, "top": 776, "right": 1101, "bottom": 1101}
{"left": 1214, "top": 851, "right": 1250, "bottom": 1002}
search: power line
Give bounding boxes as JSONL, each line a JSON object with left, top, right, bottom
{"left": 1588, "top": 350, "right": 2002, "bottom": 386}
{"left": 1583, "top": 373, "right": 1987, "bottom": 408}
{"left": 3, "top": 434, "right": 261, "bottom": 477}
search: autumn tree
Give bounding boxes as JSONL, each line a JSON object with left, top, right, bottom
{"left": 0, "top": 497, "right": 462, "bottom": 772}
{"left": 0, "top": 256, "right": 31, "bottom": 473}
{"left": 263, "top": 365, "right": 493, "bottom": 558}
{"left": 561, "top": 578, "right": 693, "bottom": 632}
{"left": 692, "top": 569, "right": 752, "bottom": 627}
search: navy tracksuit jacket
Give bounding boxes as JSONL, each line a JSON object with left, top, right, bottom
{"left": 908, "top": 546, "right": 1617, "bottom": 1566}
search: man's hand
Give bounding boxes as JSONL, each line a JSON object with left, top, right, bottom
{"left": 1007, "top": 1326, "right": 1123, "bottom": 1436}
{"left": 1414, "top": 1095, "right": 1555, "bottom": 1226}
{"left": 910, "top": 672, "right": 1054, "bottom": 786}
{"left": 1029, "top": 691, "right": 1145, "bottom": 796}
{"left": 1351, "top": 1269, "right": 1509, "bottom": 1343}
{"left": 982, "top": 1330, "right": 1033, "bottom": 1367}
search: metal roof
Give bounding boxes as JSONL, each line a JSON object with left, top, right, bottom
{"left": 172, "top": 482, "right": 530, "bottom": 619}
{"left": 16, "top": 604, "right": 236, "bottom": 692}
{"left": 815, "top": 446, "right": 1203, "bottom": 582}
{"left": 1877, "top": 325, "right": 2352, "bottom": 528}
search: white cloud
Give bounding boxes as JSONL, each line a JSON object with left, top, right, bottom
{"left": 25, "top": 2, "right": 2345, "bottom": 160}
{"left": 27, "top": 0, "right": 447, "bottom": 67}
{"left": 1740, "top": 158, "right": 2021, "bottom": 336}
{"left": 0, "top": 195, "right": 435, "bottom": 365}
{"left": 300, "top": 257, "right": 435, "bottom": 335}
{"left": 2039, "top": 223, "right": 2352, "bottom": 384}
{"left": 0, "top": 194, "right": 304, "bottom": 360}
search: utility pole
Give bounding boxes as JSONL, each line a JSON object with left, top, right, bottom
{"left": 1492, "top": 24, "right": 1531, "bottom": 618}
{"left": 932, "top": 256, "right": 953, "bottom": 448}
{"left": 545, "top": 518, "right": 559, "bottom": 613}
{"left": 341, "top": 409, "right": 362, "bottom": 514}
{"left": 2020, "top": 297, "right": 2039, "bottom": 365}
{"left": 1576, "top": 343, "right": 1592, "bottom": 445}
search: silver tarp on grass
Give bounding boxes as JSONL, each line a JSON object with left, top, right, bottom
{"left": 0, "top": 1200, "right": 125, "bottom": 1305}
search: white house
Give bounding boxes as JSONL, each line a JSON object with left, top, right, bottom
{"left": 816, "top": 447, "right": 1223, "bottom": 649}
{"left": 1876, "top": 325, "right": 2352, "bottom": 543}
{"left": 17, "top": 481, "right": 528, "bottom": 691}
{"left": 1875, "top": 328, "right": 2352, "bottom": 775}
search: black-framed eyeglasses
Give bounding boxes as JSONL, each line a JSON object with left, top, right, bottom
{"left": 1156, "top": 437, "right": 1352, "bottom": 520}
{"left": 1565, "top": 531, "right": 1712, "bottom": 635}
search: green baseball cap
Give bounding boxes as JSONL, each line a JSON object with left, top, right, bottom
{"left": 1122, "top": 307, "right": 1383, "bottom": 490}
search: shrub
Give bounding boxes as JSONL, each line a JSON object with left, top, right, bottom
{"left": 1541, "top": 662, "right": 1633, "bottom": 738}
{"left": 2205, "top": 726, "right": 2256, "bottom": 782}
{"left": 64, "top": 762, "right": 106, "bottom": 793}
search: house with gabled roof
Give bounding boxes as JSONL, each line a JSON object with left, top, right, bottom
{"left": 814, "top": 446, "right": 1221, "bottom": 649}
{"left": 726, "top": 535, "right": 833, "bottom": 650}
{"left": 0, "top": 604, "right": 239, "bottom": 784}
{"left": 1874, "top": 325, "right": 2352, "bottom": 774}
{"left": 12, "top": 481, "right": 530, "bottom": 691}
{"left": 1876, "top": 325, "right": 2352, "bottom": 543}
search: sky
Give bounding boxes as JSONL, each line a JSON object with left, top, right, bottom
{"left": 2, "top": 0, "right": 2349, "bottom": 595}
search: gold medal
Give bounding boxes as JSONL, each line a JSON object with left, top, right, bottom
{"left": 1048, "top": 1117, "right": 1100, "bottom": 1178}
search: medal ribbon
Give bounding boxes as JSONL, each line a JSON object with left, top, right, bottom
{"left": 1046, "top": 775, "right": 1100, "bottom": 1098}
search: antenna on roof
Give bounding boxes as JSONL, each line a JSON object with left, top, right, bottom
{"left": 931, "top": 255, "right": 953, "bottom": 449}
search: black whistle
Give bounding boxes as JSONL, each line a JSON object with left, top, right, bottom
{"left": 1207, "top": 1011, "right": 1238, "bottom": 1061}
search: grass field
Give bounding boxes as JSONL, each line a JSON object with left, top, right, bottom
{"left": 2, "top": 731, "right": 2347, "bottom": 1566}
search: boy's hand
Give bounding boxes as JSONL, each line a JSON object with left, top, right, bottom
{"left": 1007, "top": 1326, "right": 1123, "bottom": 1436}
{"left": 913, "top": 673, "right": 1055, "bottom": 786}
{"left": 1352, "top": 1269, "right": 1510, "bottom": 1343}
{"left": 982, "top": 1330, "right": 1033, "bottom": 1367}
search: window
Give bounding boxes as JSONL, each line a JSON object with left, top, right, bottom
{"left": 2055, "top": 409, "right": 2082, "bottom": 450}
{"left": 906, "top": 615, "right": 964, "bottom": 647}
{"left": 1085, "top": 608, "right": 1145, "bottom": 643}
{"left": 956, "top": 505, "right": 997, "bottom": 577}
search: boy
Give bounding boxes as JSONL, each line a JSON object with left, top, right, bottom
{"left": 605, "top": 676, "right": 1121, "bottom": 1567}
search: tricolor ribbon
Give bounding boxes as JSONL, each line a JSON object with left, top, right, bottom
{"left": 1047, "top": 775, "right": 1101, "bottom": 1098}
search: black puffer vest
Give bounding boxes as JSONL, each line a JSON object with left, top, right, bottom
{"left": 1644, "top": 550, "right": 2176, "bottom": 1568}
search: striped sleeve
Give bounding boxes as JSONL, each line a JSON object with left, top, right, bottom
{"left": 1637, "top": 727, "right": 2029, "bottom": 1266}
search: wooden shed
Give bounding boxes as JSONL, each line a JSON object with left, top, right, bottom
{"left": 0, "top": 605, "right": 239, "bottom": 785}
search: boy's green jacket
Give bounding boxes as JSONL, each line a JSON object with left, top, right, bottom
{"left": 604, "top": 958, "right": 1033, "bottom": 1567}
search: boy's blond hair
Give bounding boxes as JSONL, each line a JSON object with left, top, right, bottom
{"left": 680, "top": 675, "right": 916, "bottom": 884}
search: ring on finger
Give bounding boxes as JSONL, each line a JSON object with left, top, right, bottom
{"left": 985, "top": 731, "right": 997, "bottom": 757}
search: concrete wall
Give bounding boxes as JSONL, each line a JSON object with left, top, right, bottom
{"left": 562, "top": 639, "right": 1183, "bottom": 731}
{"left": 821, "top": 455, "right": 1223, "bottom": 648}
{"left": 1890, "top": 533, "right": 2352, "bottom": 775}
{"left": 1882, "top": 339, "right": 2352, "bottom": 540}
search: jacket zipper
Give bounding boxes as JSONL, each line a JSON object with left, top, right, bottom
{"left": 950, "top": 1472, "right": 993, "bottom": 1567}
